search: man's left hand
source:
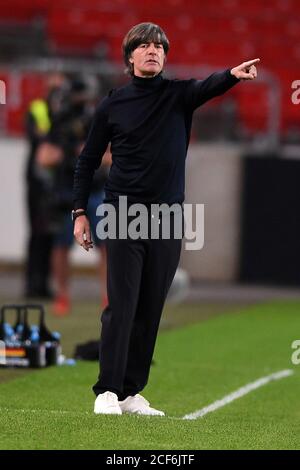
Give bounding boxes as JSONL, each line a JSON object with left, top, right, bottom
{"left": 231, "top": 58, "right": 260, "bottom": 81}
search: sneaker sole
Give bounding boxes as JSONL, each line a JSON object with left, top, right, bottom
{"left": 121, "top": 410, "right": 165, "bottom": 416}
{"left": 94, "top": 409, "right": 122, "bottom": 415}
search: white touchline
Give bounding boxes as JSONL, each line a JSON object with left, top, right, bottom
{"left": 182, "top": 369, "right": 294, "bottom": 420}
{"left": 0, "top": 407, "right": 90, "bottom": 416}
{"left": 0, "top": 370, "right": 294, "bottom": 420}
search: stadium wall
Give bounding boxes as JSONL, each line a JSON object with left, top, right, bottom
{"left": 181, "top": 143, "right": 243, "bottom": 282}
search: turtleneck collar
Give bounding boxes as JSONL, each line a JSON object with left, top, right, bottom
{"left": 132, "top": 72, "right": 163, "bottom": 89}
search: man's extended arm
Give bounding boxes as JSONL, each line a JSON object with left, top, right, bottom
{"left": 183, "top": 58, "right": 260, "bottom": 111}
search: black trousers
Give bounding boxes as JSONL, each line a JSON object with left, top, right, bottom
{"left": 92, "top": 211, "right": 183, "bottom": 400}
{"left": 25, "top": 185, "right": 53, "bottom": 297}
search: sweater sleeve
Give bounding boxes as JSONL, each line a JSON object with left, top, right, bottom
{"left": 73, "top": 96, "right": 111, "bottom": 210}
{"left": 183, "top": 68, "right": 240, "bottom": 111}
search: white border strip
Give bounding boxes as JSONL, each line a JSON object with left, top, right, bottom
{"left": 182, "top": 369, "right": 294, "bottom": 420}
{"left": 0, "top": 407, "right": 89, "bottom": 416}
{"left": 0, "top": 370, "right": 294, "bottom": 420}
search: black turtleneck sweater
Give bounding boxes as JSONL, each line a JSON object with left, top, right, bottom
{"left": 73, "top": 69, "right": 240, "bottom": 209}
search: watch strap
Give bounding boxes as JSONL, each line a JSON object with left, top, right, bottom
{"left": 72, "top": 210, "right": 87, "bottom": 222}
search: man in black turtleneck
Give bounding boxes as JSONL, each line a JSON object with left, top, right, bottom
{"left": 73, "top": 22, "right": 259, "bottom": 416}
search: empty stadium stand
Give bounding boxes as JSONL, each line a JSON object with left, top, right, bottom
{"left": 0, "top": 0, "right": 299, "bottom": 139}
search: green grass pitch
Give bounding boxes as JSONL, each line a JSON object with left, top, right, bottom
{"left": 0, "top": 301, "right": 299, "bottom": 449}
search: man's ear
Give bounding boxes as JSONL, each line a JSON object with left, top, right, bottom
{"left": 129, "top": 56, "right": 134, "bottom": 64}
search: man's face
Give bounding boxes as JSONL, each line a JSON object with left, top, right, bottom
{"left": 129, "top": 42, "right": 165, "bottom": 78}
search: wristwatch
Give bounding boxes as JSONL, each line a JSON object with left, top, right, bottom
{"left": 71, "top": 209, "right": 87, "bottom": 222}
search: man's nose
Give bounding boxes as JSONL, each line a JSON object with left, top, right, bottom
{"left": 147, "top": 43, "right": 157, "bottom": 54}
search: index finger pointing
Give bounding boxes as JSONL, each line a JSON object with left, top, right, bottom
{"left": 243, "top": 58, "right": 260, "bottom": 67}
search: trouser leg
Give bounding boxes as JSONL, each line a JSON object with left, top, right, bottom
{"left": 92, "top": 237, "right": 146, "bottom": 397}
{"left": 25, "top": 188, "right": 53, "bottom": 296}
{"left": 120, "top": 236, "right": 182, "bottom": 400}
{"left": 25, "top": 232, "right": 53, "bottom": 295}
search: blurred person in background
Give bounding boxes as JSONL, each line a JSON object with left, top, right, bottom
{"left": 42, "top": 77, "right": 110, "bottom": 315}
{"left": 24, "top": 72, "right": 66, "bottom": 299}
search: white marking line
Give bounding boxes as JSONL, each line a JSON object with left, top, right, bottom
{"left": 0, "top": 370, "right": 294, "bottom": 420}
{"left": 0, "top": 408, "right": 89, "bottom": 417}
{"left": 182, "top": 369, "right": 294, "bottom": 420}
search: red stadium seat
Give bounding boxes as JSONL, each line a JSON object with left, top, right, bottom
{"left": 0, "top": 0, "right": 299, "bottom": 136}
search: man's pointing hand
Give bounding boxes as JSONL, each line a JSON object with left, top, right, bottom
{"left": 231, "top": 58, "right": 260, "bottom": 81}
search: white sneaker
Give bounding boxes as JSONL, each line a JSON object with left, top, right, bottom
{"left": 119, "top": 394, "right": 165, "bottom": 416}
{"left": 94, "top": 391, "right": 122, "bottom": 415}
